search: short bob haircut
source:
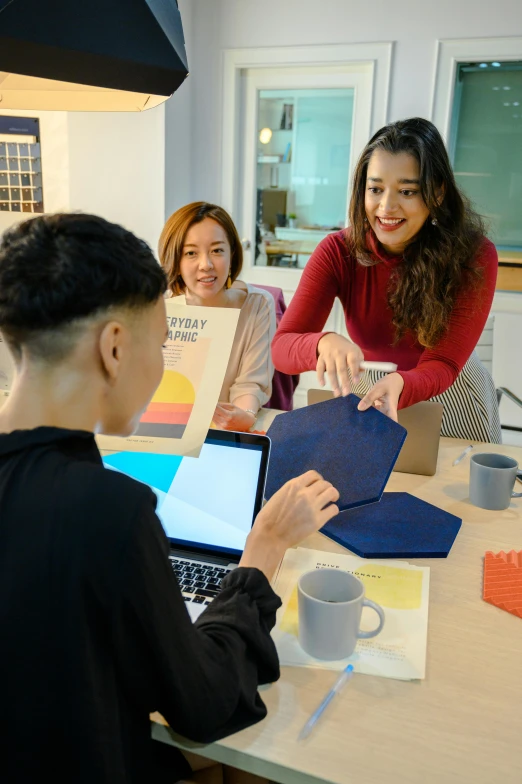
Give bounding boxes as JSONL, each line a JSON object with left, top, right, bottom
{"left": 158, "top": 202, "right": 243, "bottom": 295}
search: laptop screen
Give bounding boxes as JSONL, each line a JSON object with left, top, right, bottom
{"left": 101, "top": 430, "right": 270, "bottom": 560}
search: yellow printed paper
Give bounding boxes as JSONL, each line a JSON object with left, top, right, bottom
{"left": 353, "top": 565, "right": 422, "bottom": 609}
{"left": 272, "top": 547, "right": 430, "bottom": 681}
{"left": 280, "top": 586, "right": 299, "bottom": 635}
{"left": 279, "top": 564, "right": 422, "bottom": 639}
{"left": 97, "top": 302, "right": 239, "bottom": 457}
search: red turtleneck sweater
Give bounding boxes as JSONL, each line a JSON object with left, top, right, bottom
{"left": 271, "top": 231, "right": 498, "bottom": 409}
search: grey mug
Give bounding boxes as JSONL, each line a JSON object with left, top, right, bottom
{"left": 469, "top": 453, "right": 522, "bottom": 511}
{"left": 297, "top": 568, "right": 385, "bottom": 661}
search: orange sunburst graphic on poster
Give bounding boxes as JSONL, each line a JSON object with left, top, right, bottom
{"left": 137, "top": 370, "right": 195, "bottom": 438}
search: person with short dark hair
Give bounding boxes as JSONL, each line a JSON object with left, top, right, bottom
{"left": 272, "top": 118, "right": 500, "bottom": 442}
{"left": 0, "top": 213, "right": 339, "bottom": 784}
{"left": 159, "top": 203, "right": 276, "bottom": 432}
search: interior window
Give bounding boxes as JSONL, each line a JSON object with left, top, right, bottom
{"left": 450, "top": 61, "right": 522, "bottom": 251}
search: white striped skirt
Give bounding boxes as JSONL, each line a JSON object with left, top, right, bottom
{"left": 351, "top": 351, "right": 502, "bottom": 444}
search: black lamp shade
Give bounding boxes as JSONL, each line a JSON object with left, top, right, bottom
{"left": 0, "top": 0, "right": 188, "bottom": 111}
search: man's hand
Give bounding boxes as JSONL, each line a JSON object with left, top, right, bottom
{"left": 240, "top": 471, "right": 340, "bottom": 581}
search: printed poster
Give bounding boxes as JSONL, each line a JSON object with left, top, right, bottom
{"left": 97, "top": 302, "right": 240, "bottom": 458}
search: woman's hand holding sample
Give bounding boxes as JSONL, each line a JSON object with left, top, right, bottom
{"left": 357, "top": 372, "right": 405, "bottom": 421}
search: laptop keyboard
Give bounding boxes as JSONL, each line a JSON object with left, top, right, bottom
{"left": 169, "top": 556, "right": 232, "bottom": 607}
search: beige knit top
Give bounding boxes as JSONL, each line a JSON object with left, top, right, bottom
{"left": 170, "top": 282, "right": 276, "bottom": 407}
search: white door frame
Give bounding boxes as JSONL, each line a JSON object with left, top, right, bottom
{"left": 431, "top": 36, "right": 522, "bottom": 141}
{"left": 221, "top": 43, "right": 393, "bottom": 220}
{"left": 239, "top": 65, "right": 373, "bottom": 287}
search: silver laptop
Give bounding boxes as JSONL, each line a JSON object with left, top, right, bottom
{"left": 101, "top": 429, "right": 271, "bottom": 620}
{"left": 307, "top": 389, "right": 443, "bottom": 476}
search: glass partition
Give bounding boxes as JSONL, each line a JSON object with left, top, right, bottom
{"left": 450, "top": 61, "right": 522, "bottom": 250}
{"left": 254, "top": 88, "right": 354, "bottom": 267}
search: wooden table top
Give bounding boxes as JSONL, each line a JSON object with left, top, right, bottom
{"left": 153, "top": 418, "right": 522, "bottom": 784}
{"left": 265, "top": 240, "right": 319, "bottom": 257}
{"left": 498, "top": 250, "right": 522, "bottom": 266}
{"left": 263, "top": 245, "right": 522, "bottom": 263}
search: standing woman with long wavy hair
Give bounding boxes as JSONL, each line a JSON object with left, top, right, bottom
{"left": 272, "top": 117, "right": 501, "bottom": 442}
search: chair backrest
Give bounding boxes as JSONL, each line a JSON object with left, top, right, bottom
{"left": 253, "top": 284, "right": 299, "bottom": 411}
{"left": 480, "top": 313, "right": 522, "bottom": 414}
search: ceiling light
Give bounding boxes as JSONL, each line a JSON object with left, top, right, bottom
{"left": 259, "top": 128, "right": 273, "bottom": 144}
{"left": 503, "top": 86, "right": 512, "bottom": 90}
{"left": 492, "top": 86, "right": 500, "bottom": 90}
{"left": 479, "top": 63, "right": 488, "bottom": 68}
{"left": 503, "top": 102, "right": 511, "bottom": 106}
{"left": 492, "top": 62, "right": 501, "bottom": 67}
{"left": 514, "top": 101, "right": 520, "bottom": 106}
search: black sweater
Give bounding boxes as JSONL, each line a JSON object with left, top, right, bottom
{"left": 0, "top": 427, "right": 281, "bottom": 783}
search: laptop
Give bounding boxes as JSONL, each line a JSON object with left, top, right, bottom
{"left": 307, "top": 389, "right": 443, "bottom": 476}
{"left": 101, "top": 429, "right": 270, "bottom": 620}
{"left": 393, "top": 401, "right": 443, "bottom": 476}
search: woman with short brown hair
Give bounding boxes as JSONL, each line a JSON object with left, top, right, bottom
{"left": 159, "top": 202, "right": 276, "bottom": 432}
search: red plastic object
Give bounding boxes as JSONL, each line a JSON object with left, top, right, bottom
{"left": 483, "top": 550, "right": 522, "bottom": 619}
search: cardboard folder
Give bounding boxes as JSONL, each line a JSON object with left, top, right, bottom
{"left": 265, "top": 394, "right": 407, "bottom": 512}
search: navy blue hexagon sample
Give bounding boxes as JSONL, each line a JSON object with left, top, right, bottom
{"left": 322, "top": 492, "right": 462, "bottom": 558}
{"left": 265, "top": 394, "right": 407, "bottom": 512}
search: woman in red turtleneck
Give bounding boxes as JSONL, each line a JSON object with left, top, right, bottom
{"left": 272, "top": 118, "right": 500, "bottom": 443}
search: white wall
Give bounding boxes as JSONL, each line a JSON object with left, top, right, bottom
{"left": 491, "top": 294, "right": 522, "bottom": 430}
{"left": 0, "top": 105, "right": 166, "bottom": 253}
{"left": 165, "top": 0, "right": 194, "bottom": 220}
{"left": 177, "top": 0, "right": 522, "bottom": 203}
{"left": 67, "top": 106, "right": 165, "bottom": 251}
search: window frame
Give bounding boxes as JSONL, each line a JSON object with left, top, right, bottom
{"left": 431, "top": 36, "right": 522, "bottom": 141}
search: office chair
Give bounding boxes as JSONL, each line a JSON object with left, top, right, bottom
{"left": 497, "top": 386, "right": 522, "bottom": 411}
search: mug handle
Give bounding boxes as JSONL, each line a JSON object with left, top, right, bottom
{"left": 511, "top": 469, "right": 522, "bottom": 498}
{"left": 357, "top": 599, "right": 385, "bottom": 639}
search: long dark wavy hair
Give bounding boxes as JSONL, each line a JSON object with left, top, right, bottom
{"left": 349, "top": 118, "right": 485, "bottom": 348}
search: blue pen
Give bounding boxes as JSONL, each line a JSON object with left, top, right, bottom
{"left": 298, "top": 664, "right": 355, "bottom": 741}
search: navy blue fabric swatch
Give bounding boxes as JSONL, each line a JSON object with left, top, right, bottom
{"left": 265, "top": 394, "right": 406, "bottom": 511}
{"left": 322, "top": 492, "right": 462, "bottom": 558}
